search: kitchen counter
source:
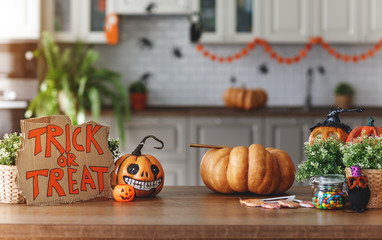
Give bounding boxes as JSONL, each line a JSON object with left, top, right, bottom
{"left": 1, "top": 186, "right": 382, "bottom": 239}
{"left": 129, "top": 106, "right": 381, "bottom": 117}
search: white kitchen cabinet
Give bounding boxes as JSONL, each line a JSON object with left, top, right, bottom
{"left": 191, "top": 0, "right": 261, "bottom": 43}
{"left": 362, "top": 0, "right": 382, "bottom": 42}
{"left": 264, "top": 117, "right": 312, "bottom": 173}
{"left": 189, "top": 116, "right": 263, "bottom": 185}
{"left": 108, "top": 0, "right": 188, "bottom": 15}
{"left": 312, "top": 0, "right": 360, "bottom": 43}
{"left": 264, "top": 0, "right": 311, "bottom": 43}
{"left": 43, "top": 0, "right": 107, "bottom": 43}
{"left": 0, "top": 0, "right": 40, "bottom": 40}
{"left": 122, "top": 116, "right": 188, "bottom": 186}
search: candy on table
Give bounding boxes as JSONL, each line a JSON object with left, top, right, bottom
{"left": 278, "top": 200, "right": 300, "bottom": 208}
{"left": 298, "top": 201, "right": 315, "bottom": 208}
{"left": 261, "top": 202, "right": 281, "bottom": 209}
{"left": 240, "top": 198, "right": 263, "bottom": 207}
{"left": 312, "top": 189, "right": 346, "bottom": 210}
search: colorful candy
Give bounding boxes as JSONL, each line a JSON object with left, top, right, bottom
{"left": 261, "top": 202, "right": 281, "bottom": 209}
{"left": 312, "top": 188, "right": 346, "bottom": 210}
{"left": 278, "top": 200, "right": 300, "bottom": 208}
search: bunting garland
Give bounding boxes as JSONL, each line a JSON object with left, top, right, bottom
{"left": 196, "top": 37, "right": 382, "bottom": 64}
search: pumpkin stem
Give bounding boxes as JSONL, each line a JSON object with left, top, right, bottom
{"left": 132, "top": 135, "right": 164, "bottom": 156}
{"left": 367, "top": 116, "right": 375, "bottom": 127}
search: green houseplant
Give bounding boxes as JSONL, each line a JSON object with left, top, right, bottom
{"left": 296, "top": 136, "right": 345, "bottom": 182}
{"left": 0, "top": 133, "right": 24, "bottom": 203}
{"left": 128, "top": 80, "right": 148, "bottom": 110}
{"left": 334, "top": 82, "right": 355, "bottom": 109}
{"left": 25, "top": 31, "right": 130, "bottom": 143}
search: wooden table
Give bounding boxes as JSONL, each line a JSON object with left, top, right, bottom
{"left": 1, "top": 186, "right": 382, "bottom": 239}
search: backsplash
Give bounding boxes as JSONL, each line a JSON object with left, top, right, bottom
{"left": 95, "top": 16, "right": 382, "bottom": 107}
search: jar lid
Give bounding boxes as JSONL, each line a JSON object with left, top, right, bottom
{"left": 309, "top": 174, "right": 345, "bottom": 185}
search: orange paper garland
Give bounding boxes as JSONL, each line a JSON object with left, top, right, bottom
{"left": 196, "top": 37, "right": 382, "bottom": 64}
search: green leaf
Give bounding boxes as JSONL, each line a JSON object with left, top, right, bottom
{"left": 88, "top": 87, "right": 101, "bottom": 121}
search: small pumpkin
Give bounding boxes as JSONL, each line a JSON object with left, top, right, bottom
{"left": 308, "top": 108, "right": 364, "bottom": 145}
{"left": 113, "top": 184, "right": 135, "bottom": 202}
{"left": 346, "top": 117, "right": 382, "bottom": 142}
{"left": 223, "top": 87, "right": 267, "bottom": 111}
{"left": 200, "top": 144, "right": 295, "bottom": 195}
{"left": 111, "top": 135, "right": 165, "bottom": 197}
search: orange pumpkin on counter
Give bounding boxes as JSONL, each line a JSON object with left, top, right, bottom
{"left": 223, "top": 87, "right": 267, "bottom": 110}
{"left": 200, "top": 144, "right": 295, "bottom": 195}
{"left": 111, "top": 135, "right": 164, "bottom": 197}
{"left": 113, "top": 184, "right": 135, "bottom": 202}
{"left": 347, "top": 117, "right": 382, "bottom": 142}
{"left": 308, "top": 108, "right": 364, "bottom": 145}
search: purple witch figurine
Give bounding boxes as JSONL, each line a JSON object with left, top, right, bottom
{"left": 347, "top": 166, "right": 371, "bottom": 212}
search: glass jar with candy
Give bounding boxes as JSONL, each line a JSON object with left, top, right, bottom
{"left": 310, "top": 174, "right": 346, "bottom": 210}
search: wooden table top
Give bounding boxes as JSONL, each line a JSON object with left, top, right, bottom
{"left": 1, "top": 186, "right": 382, "bottom": 239}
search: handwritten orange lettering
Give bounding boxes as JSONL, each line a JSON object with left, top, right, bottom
{"left": 47, "top": 168, "right": 65, "bottom": 197}
{"left": 81, "top": 165, "right": 96, "bottom": 191}
{"left": 90, "top": 166, "right": 108, "bottom": 193}
{"left": 46, "top": 125, "right": 65, "bottom": 157}
{"left": 86, "top": 125, "right": 103, "bottom": 154}
{"left": 28, "top": 127, "right": 46, "bottom": 156}
{"left": 73, "top": 127, "right": 84, "bottom": 151}
{"left": 67, "top": 168, "right": 79, "bottom": 194}
{"left": 26, "top": 169, "right": 49, "bottom": 200}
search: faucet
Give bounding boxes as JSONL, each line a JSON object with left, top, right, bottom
{"left": 304, "top": 66, "right": 325, "bottom": 111}
{"left": 304, "top": 67, "right": 314, "bottom": 111}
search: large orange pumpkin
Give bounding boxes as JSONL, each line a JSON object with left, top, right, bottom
{"left": 347, "top": 117, "right": 382, "bottom": 142}
{"left": 111, "top": 135, "right": 164, "bottom": 197}
{"left": 200, "top": 144, "right": 295, "bottom": 195}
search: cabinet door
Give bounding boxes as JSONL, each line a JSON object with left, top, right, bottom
{"left": 110, "top": 0, "right": 188, "bottom": 14}
{"left": 226, "top": 0, "right": 261, "bottom": 42}
{"left": 362, "top": 0, "right": 382, "bottom": 42}
{"left": 190, "top": 0, "right": 225, "bottom": 43}
{"left": 44, "top": 0, "right": 79, "bottom": 42}
{"left": 264, "top": 117, "right": 312, "bottom": 172}
{"left": 0, "top": 0, "right": 40, "bottom": 40}
{"left": 189, "top": 116, "right": 263, "bottom": 186}
{"left": 313, "top": 0, "right": 360, "bottom": 43}
{"left": 79, "top": 0, "right": 107, "bottom": 43}
{"left": 264, "top": 0, "right": 310, "bottom": 43}
{"left": 123, "top": 116, "right": 187, "bottom": 186}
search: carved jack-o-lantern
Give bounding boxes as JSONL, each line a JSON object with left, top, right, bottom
{"left": 347, "top": 117, "right": 382, "bottom": 142}
{"left": 308, "top": 108, "right": 364, "bottom": 145}
{"left": 113, "top": 184, "right": 135, "bottom": 202}
{"left": 111, "top": 135, "right": 164, "bottom": 197}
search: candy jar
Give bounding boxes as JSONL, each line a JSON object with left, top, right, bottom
{"left": 310, "top": 174, "right": 346, "bottom": 210}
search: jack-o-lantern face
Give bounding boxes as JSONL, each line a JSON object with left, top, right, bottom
{"left": 113, "top": 184, "right": 135, "bottom": 202}
{"left": 347, "top": 117, "right": 382, "bottom": 142}
{"left": 111, "top": 135, "right": 164, "bottom": 197}
{"left": 309, "top": 126, "right": 348, "bottom": 145}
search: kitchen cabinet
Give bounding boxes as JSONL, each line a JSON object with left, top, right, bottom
{"left": 189, "top": 116, "right": 263, "bottom": 185}
{"left": 43, "top": 0, "right": 107, "bottom": 43}
{"left": 362, "top": 0, "right": 382, "bottom": 42}
{"left": 0, "top": 0, "right": 40, "bottom": 40}
{"left": 122, "top": 116, "right": 188, "bottom": 186}
{"left": 108, "top": 0, "right": 188, "bottom": 15}
{"left": 264, "top": 0, "right": 311, "bottom": 43}
{"left": 264, "top": 117, "right": 312, "bottom": 173}
{"left": 191, "top": 0, "right": 261, "bottom": 43}
{"left": 312, "top": 0, "right": 360, "bottom": 43}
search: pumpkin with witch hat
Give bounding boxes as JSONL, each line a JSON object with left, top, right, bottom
{"left": 308, "top": 108, "right": 364, "bottom": 145}
{"left": 111, "top": 135, "right": 165, "bottom": 197}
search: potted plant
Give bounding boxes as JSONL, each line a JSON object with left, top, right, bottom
{"left": 0, "top": 133, "right": 25, "bottom": 203}
{"left": 341, "top": 132, "right": 382, "bottom": 208}
{"left": 25, "top": 31, "right": 130, "bottom": 144}
{"left": 128, "top": 80, "right": 148, "bottom": 110}
{"left": 334, "top": 82, "right": 354, "bottom": 109}
{"left": 296, "top": 136, "right": 345, "bottom": 183}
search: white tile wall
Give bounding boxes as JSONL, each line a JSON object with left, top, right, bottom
{"left": 95, "top": 16, "right": 382, "bottom": 107}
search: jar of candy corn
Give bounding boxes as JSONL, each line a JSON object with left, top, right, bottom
{"left": 310, "top": 174, "right": 346, "bottom": 210}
